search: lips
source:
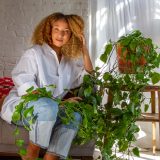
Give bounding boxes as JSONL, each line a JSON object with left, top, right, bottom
{"left": 56, "top": 39, "right": 63, "bottom": 42}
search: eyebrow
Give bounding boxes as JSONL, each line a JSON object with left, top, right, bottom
{"left": 53, "top": 25, "right": 70, "bottom": 30}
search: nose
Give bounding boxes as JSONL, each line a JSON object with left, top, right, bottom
{"left": 58, "top": 30, "right": 65, "bottom": 38}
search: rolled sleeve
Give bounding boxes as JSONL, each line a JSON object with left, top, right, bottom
{"left": 12, "top": 49, "right": 38, "bottom": 96}
{"left": 17, "top": 81, "right": 38, "bottom": 96}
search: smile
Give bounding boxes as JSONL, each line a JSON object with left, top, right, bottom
{"left": 56, "top": 39, "right": 63, "bottom": 42}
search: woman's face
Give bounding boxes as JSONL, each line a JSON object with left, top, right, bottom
{"left": 52, "top": 19, "right": 71, "bottom": 47}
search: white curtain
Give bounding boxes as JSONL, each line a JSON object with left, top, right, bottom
{"left": 89, "top": 0, "right": 160, "bottom": 149}
{"left": 89, "top": 0, "right": 160, "bottom": 65}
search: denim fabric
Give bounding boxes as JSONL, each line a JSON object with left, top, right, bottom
{"left": 47, "top": 111, "right": 82, "bottom": 159}
{"left": 26, "top": 97, "right": 58, "bottom": 148}
{"left": 15, "top": 97, "right": 81, "bottom": 159}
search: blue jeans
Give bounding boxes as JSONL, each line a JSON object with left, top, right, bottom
{"left": 15, "top": 97, "right": 82, "bottom": 159}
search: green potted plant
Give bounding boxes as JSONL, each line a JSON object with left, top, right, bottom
{"left": 12, "top": 30, "right": 160, "bottom": 160}
{"left": 113, "top": 30, "right": 158, "bottom": 73}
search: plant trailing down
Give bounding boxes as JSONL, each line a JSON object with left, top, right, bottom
{"left": 116, "top": 30, "right": 160, "bottom": 74}
{"left": 12, "top": 30, "right": 160, "bottom": 160}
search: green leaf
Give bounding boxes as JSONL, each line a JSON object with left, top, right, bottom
{"left": 118, "top": 141, "right": 128, "bottom": 152}
{"left": 129, "top": 40, "right": 137, "bottom": 51}
{"left": 122, "top": 92, "right": 128, "bottom": 99}
{"left": 105, "top": 43, "right": 113, "bottom": 54}
{"left": 23, "top": 106, "right": 34, "bottom": 119}
{"left": 93, "top": 105, "right": 98, "bottom": 114}
{"left": 144, "top": 104, "right": 149, "bottom": 112}
{"left": 96, "top": 140, "right": 103, "bottom": 147}
{"left": 19, "top": 148, "right": 27, "bottom": 156}
{"left": 84, "top": 86, "right": 92, "bottom": 97}
{"left": 24, "top": 124, "right": 32, "bottom": 131}
{"left": 136, "top": 45, "right": 143, "bottom": 56}
{"left": 16, "top": 139, "right": 24, "bottom": 147}
{"left": 15, "top": 103, "right": 24, "bottom": 112}
{"left": 95, "top": 66, "right": 100, "bottom": 71}
{"left": 12, "top": 111, "right": 21, "bottom": 122}
{"left": 100, "top": 43, "right": 113, "bottom": 63}
{"left": 13, "top": 128, "right": 20, "bottom": 136}
{"left": 110, "top": 108, "right": 122, "bottom": 116}
{"left": 124, "top": 74, "right": 131, "bottom": 83}
{"left": 78, "top": 86, "right": 84, "bottom": 97}
{"left": 83, "top": 75, "right": 90, "bottom": 83}
{"left": 121, "top": 47, "right": 127, "bottom": 57}
{"left": 90, "top": 96, "right": 97, "bottom": 105}
{"left": 136, "top": 73, "right": 144, "bottom": 80}
{"left": 100, "top": 53, "right": 107, "bottom": 63}
{"left": 133, "top": 147, "right": 140, "bottom": 157}
{"left": 28, "top": 117, "right": 35, "bottom": 126}
{"left": 103, "top": 72, "right": 112, "bottom": 81}
{"left": 22, "top": 94, "right": 38, "bottom": 102}
{"left": 151, "top": 72, "right": 160, "bottom": 84}
{"left": 119, "top": 38, "right": 129, "bottom": 46}
{"left": 83, "top": 113, "right": 88, "bottom": 128}
{"left": 26, "top": 86, "right": 34, "bottom": 93}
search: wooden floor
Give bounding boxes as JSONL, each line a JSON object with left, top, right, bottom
{"left": 0, "top": 149, "right": 160, "bottom": 160}
{"left": 0, "top": 157, "right": 21, "bottom": 160}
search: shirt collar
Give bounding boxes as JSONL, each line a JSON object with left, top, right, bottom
{"left": 42, "top": 43, "right": 57, "bottom": 56}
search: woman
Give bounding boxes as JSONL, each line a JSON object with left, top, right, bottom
{"left": 1, "top": 12, "right": 93, "bottom": 160}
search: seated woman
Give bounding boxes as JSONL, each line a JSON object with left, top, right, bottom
{"left": 0, "top": 12, "right": 93, "bottom": 160}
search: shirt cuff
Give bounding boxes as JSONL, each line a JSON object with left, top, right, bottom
{"left": 17, "top": 82, "right": 38, "bottom": 96}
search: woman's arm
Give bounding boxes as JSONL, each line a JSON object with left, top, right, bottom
{"left": 80, "top": 34, "right": 93, "bottom": 73}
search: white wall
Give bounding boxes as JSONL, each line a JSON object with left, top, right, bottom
{"left": 0, "top": 0, "right": 89, "bottom": 77}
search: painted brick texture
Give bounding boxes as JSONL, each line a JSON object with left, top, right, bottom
{"left": 0, "top": 0, "right": 89, "bottom": 77}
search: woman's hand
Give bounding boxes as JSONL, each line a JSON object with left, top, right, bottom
{"left": 64, "top": 96, "right": 82, "bottom": 103}
{"left": 78, "top": 33, "right": 87, "bottom": 52}
{"left": 32, "top": 90, "right": 40, "bottom": 94}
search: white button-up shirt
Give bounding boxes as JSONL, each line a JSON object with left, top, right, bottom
{"left": 1, "top": 43, "right": 87, "bottom": 123}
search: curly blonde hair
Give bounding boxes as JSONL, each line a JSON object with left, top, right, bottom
{"left": 32, "top": 12, "right": 84, "bottom": 58}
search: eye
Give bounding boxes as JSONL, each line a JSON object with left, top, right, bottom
{"left": 64, "top": 29, "right": 71, "bottom": 35}
{"left": 53, "top": 27, "right": 59, "bottom": 32}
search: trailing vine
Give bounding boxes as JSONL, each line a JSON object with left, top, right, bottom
{"left": 12, "top": 30, "right": 160, "bottom": 160}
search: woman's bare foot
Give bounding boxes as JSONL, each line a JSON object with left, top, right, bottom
{"left": 43, "top": 152, "right": 59, "bottom": 160}
{"left": 21, "top": 141, "right": 40, "bottom": 160}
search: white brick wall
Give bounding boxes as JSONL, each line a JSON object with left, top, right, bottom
{"left": 0, "top": 0, "right": 89, "bottom": 77}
